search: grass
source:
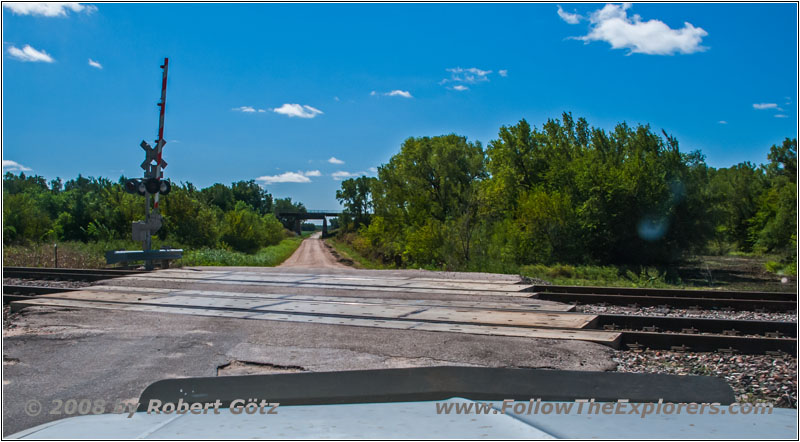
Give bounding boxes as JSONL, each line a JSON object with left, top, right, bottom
{"left": 324, "top": 232, "right": 796, "bottom": 291}
{"left": 324, "top": 237, "right": 393, "bottom": 270}
{"left": 518, "top": 263, "right": 679, "bottom": 288}
{"left": 4, "top": 235, "right": 304, "bottom": 268}
{"left": 325, "top": 232, "right": 686, "bottom": 287}
{"left": 4, "top": 240, "right": 138, "bottom": 268}
{"left": 23, "top": 230, "right": 788, "bottom": 292}
{"left": 175, "top": 237, "right": 304, "bottom": 267}
{"left": 519, "top": 256, "right": 797, "bottom": 292}
{"left": 765, "top": 259, "right": 798, "bottom": 277}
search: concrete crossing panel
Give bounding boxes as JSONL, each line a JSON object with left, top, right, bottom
{"left": 10, "top": 268, "right": 617, "bottom": 347}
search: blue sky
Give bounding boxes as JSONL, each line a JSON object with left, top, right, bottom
{"left": 3, "top": 2, "right": 797, "bottom": 209}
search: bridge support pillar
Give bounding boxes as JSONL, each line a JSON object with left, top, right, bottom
{"left": 322, "top": 217, "right": 327, "bottom": 237}
{"left": 294, "top": 218, "right": 302, "bottom": 236}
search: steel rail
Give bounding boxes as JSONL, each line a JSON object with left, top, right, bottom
{"left": 3, "top": 285, "right": 81, "bottom": 304}
{"left": 594, "top": 313, "right": 796, "bottom": 337}
{"left": 535, "top": 292, "right": 796, "bottom": 312}
{"left": 3, "top": 267, "right": 145, "bottom": 281}
{"left": 4, "top": 284, "right": 795, "bottom": 354}
{"left": 532, "top": 284, "right": 796, "bottom": 300}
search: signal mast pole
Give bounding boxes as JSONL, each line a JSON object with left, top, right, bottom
{"left": 107, "top": 58, "right": 182, "bottom": 269}
{"left": 154, "top": 58, "right": 168, "bottom": 210}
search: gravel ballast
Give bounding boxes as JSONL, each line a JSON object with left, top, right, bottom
{"left": 579, "top": 304, "right": 797, "bottom": 322}
{"left": 3, "top": 278, "right": 93, "bottom": 289}
{"left": 615, "top": 350, "right": 797, "bottom": 408}
{"left": 583, "top": 302, "right": 797, "bottom": 408}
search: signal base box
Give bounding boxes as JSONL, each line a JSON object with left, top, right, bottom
{"left": 105, "top": 249, "right": 183, "bottom": 268}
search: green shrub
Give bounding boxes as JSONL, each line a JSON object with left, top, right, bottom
{"left": 220, "top": 202, "right": 285, "bottom": 253}
{"left": 3, "top": 192, "right": 53, "bottom": 244}
{"left": 177, "top": 237, "right": 302, "bottom": 267}
{"left": 519, "top": 263, "right": 673, "bottom": 288}
{"left": 765, "top": 259, "right": 798, "bottom": 276}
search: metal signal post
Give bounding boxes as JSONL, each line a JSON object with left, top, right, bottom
{"left": 108, "top": 58, "right": 182, "bottom": 269}
{"left": 154, "top": 57, "right": 169, "bottom": 208}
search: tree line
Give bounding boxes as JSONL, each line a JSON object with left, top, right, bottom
{"left": 4, "top": 112, "right": 795, "bottom": 272}
{"left": 335, "top": 113, "right": 796, "bottom": 272}
{"left": 3, "top": 175, "right": 307, "bottom": 254}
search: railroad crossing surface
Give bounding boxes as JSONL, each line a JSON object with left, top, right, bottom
{"left": 10, "top": 267, "right": 619, "bottom": 347}
{"left": 4, "top": 244, "right": 621, "bottom": 435}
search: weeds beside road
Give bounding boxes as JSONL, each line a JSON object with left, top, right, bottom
{"left": 176, "top": 237, "right": 304, "bottom": 266}
{"left": 4, "top": 232, "right": 795, "bottom": 293}
{"left": 323, "top": 234, "right": 796, "bottom": 292}
{"left": 3, "top": 235, "right": 308, "bottom": 269}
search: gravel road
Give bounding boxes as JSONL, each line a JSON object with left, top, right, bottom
{"left": 279, "top": 232, "right": 346, "bottom": 269}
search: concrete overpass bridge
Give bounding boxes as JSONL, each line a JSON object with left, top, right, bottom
{"left": 277, "top": 210, "right": 342, "bottom": 235}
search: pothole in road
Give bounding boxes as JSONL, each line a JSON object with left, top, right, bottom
{"left": 217, "top": 360, "right": 307, "bottom": 376}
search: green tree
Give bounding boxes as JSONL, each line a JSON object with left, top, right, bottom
{"left": 201, "top": 183, "right": 236, "bottom": 212}
{"left": 231, "top": 180, "right": 273, "bottom": 215}
{"left": 369, "top": 134, "right": 486, "bottom": 267}
{"left": 336, "top": 176, "right": 376, "bottom": 230}
{"left": 749, "top": 138, "right": 797, "bottom": 255}
{"left": 161, "top": 186, "right": 220, "bottom": 247}
{"left": 708, "top": 162, "right": 766, "bottom": 251}
{"left": 484, "top": 114, "right": 714, "bottom": 265}
{"left": 3, "top": 192, "right": 52, "bottom": 243}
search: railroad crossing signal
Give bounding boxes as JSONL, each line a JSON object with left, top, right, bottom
{"left": 106, "top": 57, "right": 182, "bottom": 270}
{"left": 123, "top": 177, "right": 171, "bottom": 196}
{"left": 140, "top": 140, "right": 168, "bottom": 177}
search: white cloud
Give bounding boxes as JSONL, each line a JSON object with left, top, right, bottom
{"left": 370, "top": 91, "right": 377, "bottom": 96}
{"left": 3, "top": 160, "right": 32, "bottom": 172}
{"left": 385, "top": 90, "right": 413, "bottom": 98}
{"left": 88, "top": 58, "right": 102, "bottom": 69}
{"left": 232, "top": 106, "right": 256, "bottom": 113}
{"left": 718, "top": 120, "right": 727, "bottom": 125}
{"left": 557, "top": 5, "right": 582, "bottom": 24}
{"left": 576, "top": 4, "right": 708, "bottom": 55}
{"left": 368, "top": 167, "right": 378, "bottom": 173}
{"left": 272, "top": 103, "right": 323, "bottom": 118}
{"left": 3, "top": 2, "right": 96, "bottom": 17}
{"left": 332, "top": 170, "right": 367, "bottom": 180}
{"left": 256, "top": 171, "right": 312, "bottom": 184}
{"left": 328, "top": 157, "right": 345, "bottom": 165}
{"left": 443, "top": 67, "right": 492, "bottom": 84}
{"left": 441, "top": 67, "right": 501, "bottom": 90}
{"left": 775, "top": 114, "right": 788, "bottom": 118}
{"left": 7, "top": 45, "right": 54, "bottom": 63}
{"left": 304, "top": 170, "right": 321, "bottom": 177}
{"left": 753, "top": 103, "right": 780, "bottom": 110}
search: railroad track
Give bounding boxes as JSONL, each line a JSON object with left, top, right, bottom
{"left": 532, "top": 284, "right": 797, "bottom": 312}
{"left": 3, "top": 285, "right": 81, "bottom": 304}
{"left": 3, "top": 266, "right": 145, "bottom": 282}
{"left": 593, "top": 314, "right": 796, "bottom": 355}
{"left": 4, "top": 283, "right": 795, "bottom": 355}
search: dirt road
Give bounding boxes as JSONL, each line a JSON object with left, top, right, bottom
{"left": 279, "top": 232, "right": 345, "bottom": 269}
